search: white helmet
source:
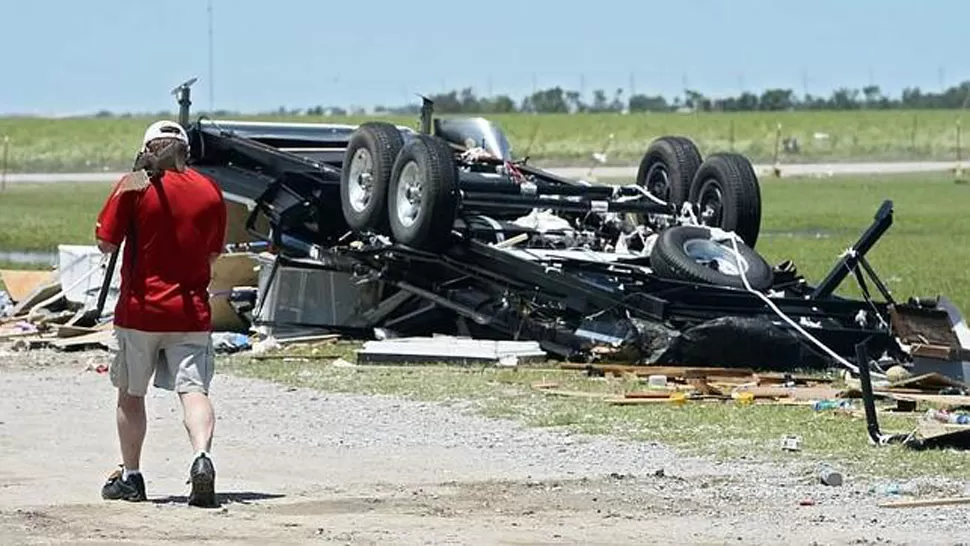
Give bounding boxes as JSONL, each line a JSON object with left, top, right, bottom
{"left": 141, "top": 120, "right": 189, "bottom": 152}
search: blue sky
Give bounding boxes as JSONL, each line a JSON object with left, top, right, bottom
{"left": 2, "top": 0, "right": 966, "bottom": 115}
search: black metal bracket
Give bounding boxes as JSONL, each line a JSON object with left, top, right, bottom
{"left": 171, "top": 77, "right": 198, "bottom": 128}
{"left": 812, "top": 200, "right": 894, "bottom": 300}
{"left": 419, "top": 95, "right": 434, "bottom": 135}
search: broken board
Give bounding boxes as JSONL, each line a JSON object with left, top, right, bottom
{"left": 49, "top": 330, "right": 114, "bottom": 351}
{"left": 208, "top": 252, "right": 259, "bottom": 332}
{"left": 0, "top": 269, "right": 54, "bottom": 303}
{"left": 357, "top": 337, "right": 546, "bottom": 366}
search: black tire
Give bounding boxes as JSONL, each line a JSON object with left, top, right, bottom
{"left": 635, "top": 136, "right": 703, "bottom": 208}
{"left": 340, "top": 121, "right": 405, "bottom": 233}
{"left": 387, "top": 134, "right": 459, "bottom": 251}
{"left": 650, "top": 225, "right": 774, "bottom": 291}
{"left": 688, "top": 153, "right": 762, "bottom": 248}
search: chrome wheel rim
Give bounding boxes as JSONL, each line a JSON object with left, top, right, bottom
{"left": 683, "top": 238, "right": 748, "bottom": 276}
{"left": 396, "top": 161, "right": 422, "bottom": 228}
{"left": 347, "top": 148, "right": 374, "bottom": 213}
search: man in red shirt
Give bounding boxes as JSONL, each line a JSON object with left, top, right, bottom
{"left": 95, "top": 120, "right": 227, "bottom": 508}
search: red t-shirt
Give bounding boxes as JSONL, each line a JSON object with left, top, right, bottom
{"left": 95, "top": 168, "right": 227, "bottom": 332}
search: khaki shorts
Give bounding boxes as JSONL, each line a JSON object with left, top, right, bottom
{"left": 110, "top": 327, "right": 215, "bottom": 396}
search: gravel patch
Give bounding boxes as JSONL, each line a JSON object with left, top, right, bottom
{"left": 1, "top": 346, "right": 969, "bottom": 544}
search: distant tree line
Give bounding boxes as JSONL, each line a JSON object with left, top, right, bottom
{"left": 388, "top": 81, "right": 970, "bottom": 115}
{"left": 87, "top": 81, "right": 970, "bottom": 118}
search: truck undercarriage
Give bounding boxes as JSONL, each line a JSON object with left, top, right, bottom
{"left": 166, "top": 81, "right": 964, "bottom": 375}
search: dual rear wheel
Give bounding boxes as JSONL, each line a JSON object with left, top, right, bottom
{"left": 340, "top": 123, "right": 457, "bottom": 252}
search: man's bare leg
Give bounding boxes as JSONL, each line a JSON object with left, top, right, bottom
{"left": 179, "top": 392, "right": 215, "bottom": 453}
{"left": 180, "top": 392, "right": 217, "bottom": 507}
{"left": 117, "top": 390, "right": 147, "bottom": 471}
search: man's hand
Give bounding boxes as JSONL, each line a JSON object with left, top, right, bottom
{"left": 97, "top": 239, "right": 118, "bottom": 254}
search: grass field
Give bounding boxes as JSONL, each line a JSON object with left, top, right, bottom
{"left": 2, "top": 172, "right": 968, "bottom": 312}
{"left": 0, "top": 109, "right": 966, "bottom": 173}
{"left": 0, "top": 181, "right": 109, "bottom": 254}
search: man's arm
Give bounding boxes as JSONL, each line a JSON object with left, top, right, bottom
{"left": 207, "top": 185, "right": 228, "bottom": 268}
{"left": 95, "top": 174, "right": 141, "bottom": 253}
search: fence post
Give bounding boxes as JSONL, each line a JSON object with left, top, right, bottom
{"left": 911, "top": 114, "right": 918, "bottom": 154}
{"left": 956, "top": 119, "right": 963, "bottom": 179}
{"left": 1, "top": 135, "right": 8, "bottom": 192}
{"left": 772, "top": 122, "right": 782, "bottom": 177}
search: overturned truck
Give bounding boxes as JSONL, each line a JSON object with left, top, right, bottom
{"left": 172, "top": 82, "right": 963, "bottom": 373}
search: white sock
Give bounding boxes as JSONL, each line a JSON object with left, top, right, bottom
{"left": 194, "top": 450, "right": 210, "bottom": 460}
{"left": 122, "top": 468, "right": 140, "bottom": 480}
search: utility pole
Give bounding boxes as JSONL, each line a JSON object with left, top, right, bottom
{"left": 207, "top": 0, "right": 214, "bottom": 112}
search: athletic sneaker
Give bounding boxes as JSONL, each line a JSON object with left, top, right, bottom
{"left": 187, "top": 453, "right": 217, "bottom": 508}
{"left": 101, "top": 467, "right": 147, "bottom": 502}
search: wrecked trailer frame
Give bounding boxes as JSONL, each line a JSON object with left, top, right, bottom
{"left": 169, "top": 80, "right": 948, "bottom": 372}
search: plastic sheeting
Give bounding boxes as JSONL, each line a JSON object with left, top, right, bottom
{"left": 653, "top": 316, "right": 808, "bottom": 371}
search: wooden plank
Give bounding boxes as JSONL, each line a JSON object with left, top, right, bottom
{"left": 10, "top": 283, "right": 61, "bottom": 316}
{"left": 0, "top": 329, "right": 40, "bottom": 341}
{"left": 0, "top": 270, "right": 54, "bottom": 303}
{"left": 910, "top": 344, "right": 970, "bottom": 361}
{"left": 733, "top": 386, "right": 847, "bottom": 401}
{"left": 890, "top": 393, "right": 970, "bottom": 409}
{"left": 56, "top": 325, "right": 101, "bottom": 339}
{"left": 535, "top": 389, "right": 611, "bottom": 400}
{"left": 559, "top": 363, "right": 756, "bottom": 379}
{"left": 0, "top": 314, "right": 29, "bottom": 325}
{"left": 276, "top": 334, "right": 341, "bottom": 345}
{"left": 623, "top": 391, "right": 678, "bottom": 399}
{"left": 889, "top": 372, "right": 969, "bottom": 392}
{"left": 878, "top": 497, "right": 970, "bottom": 509}
{"left": 50, "top": 330, "right": 114, "bottom": 350}
{"left": 689, "top": 378, "right": 725, "bottom": 396}
{"left": 606, "top": 395, "right": 725, "bottom": 405}
{"left": 753, "top": 372, "right": 836, "bottom": 385}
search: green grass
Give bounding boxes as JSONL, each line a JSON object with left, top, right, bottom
{"left": 225, "top": 355, "right": 970, "bottom": 482}
{"left": 2, "top": 172, "right": 967, "bottom": 312}
{"left": 0, "top": 182, "right": 111, "bottom": 253}
{"left": 755, "top": 173, "right": 970, "bottom": 313}
{"left": 0, "top": 109, "right": 966, "bottom": 172}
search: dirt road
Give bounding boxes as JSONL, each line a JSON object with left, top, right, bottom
{"left": 2, "top": 350, "right": 969, "bottom": 545}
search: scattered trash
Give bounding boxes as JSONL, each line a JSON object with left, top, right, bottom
{"left": 0, "top": 291, "right": 12, "bottom": 318}
{"left": 878, "top": 496, "right": 970, "bottom": 509}
{"left": 731, "top": 391, "right": 755, "bottom": 405}
{"left": 84, "top": 361, "right": 109, "bottom": 374}
{"left": 211, "top": 332, "right": 251, "bottom": 354}
{"left": 886, "top": 365, "right": 911, "bottom": 383}
{"left": 331, "top": 358, "right": 355, "bottom": 368}
{"left": 799, "top": 498, "right": 816, "bottom": 506}
{"left": 812, "top": 399, "right": 854, "bottom": 411}
{"left": 251, "top": 336, "right": 281, "bottom": 356}
{"left": 817, "top": 463, "right": 843, "bottom": 486}
{"left": 924, "top": 408, "right": 970, "bottom": 425}
{"left": 781, "top": 435, "right": 802, "bottom": 452}
{"left": 871, "top": 482, "right": 919, "bottom": 497}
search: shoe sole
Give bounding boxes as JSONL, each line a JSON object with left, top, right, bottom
{"left": 188, "top": 470, "right": 216, "bottom": 507}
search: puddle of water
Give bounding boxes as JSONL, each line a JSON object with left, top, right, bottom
{"left": 0, "top": 250, "right": 58, "bottom": 267}
{"left": 762, "top": 229, "right": 833, "bottom": 239}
